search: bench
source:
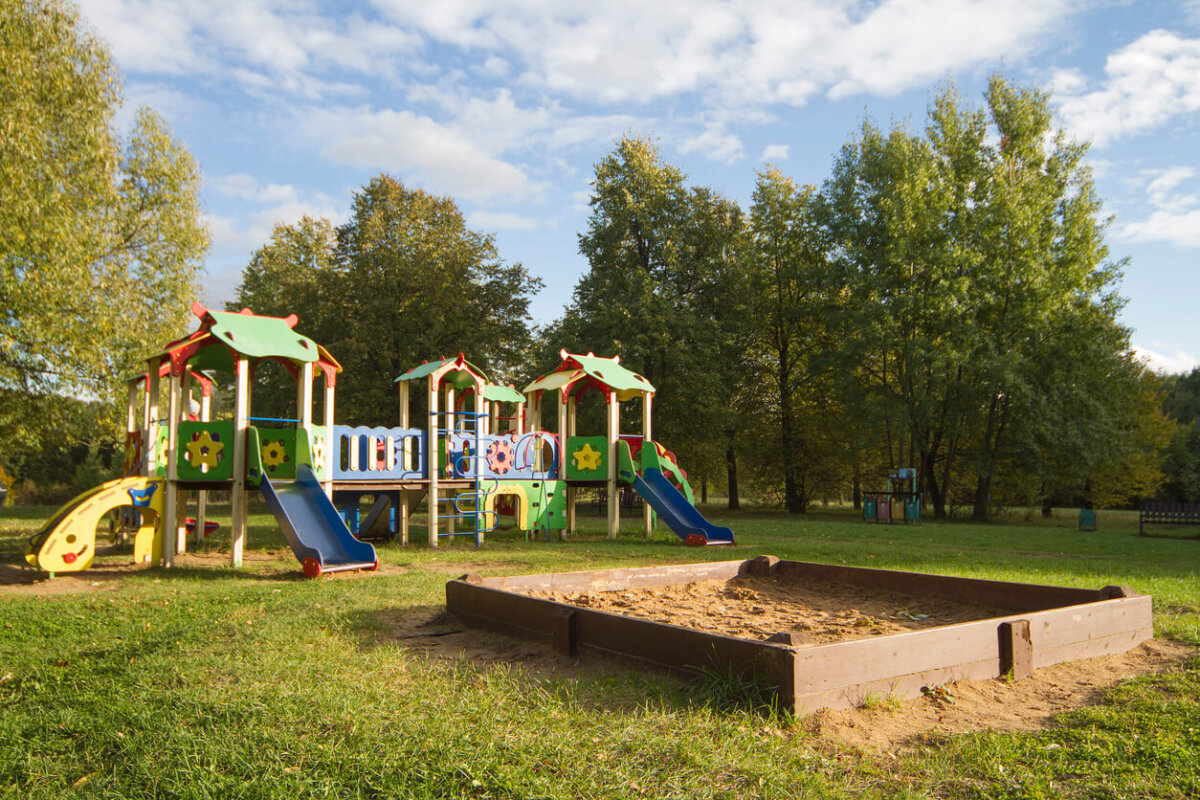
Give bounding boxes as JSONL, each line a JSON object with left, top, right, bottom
{"left": 1139, "top": 501, "right": 1200, "bottom": 536}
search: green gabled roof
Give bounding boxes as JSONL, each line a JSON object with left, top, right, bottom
{"left": 203, "top": 310, "right": 321, "bottom": 362}
{"left": 483, "top": 383, "right": 524, "bottom": 404}
{"left": 395, "top": 355, "right": 487, "bottom": 391}
{"left": 158, "top": 306, "right": 337, "bottom": 374}
{"left": 524, "top": 351, "right": 654, "bottom": 401}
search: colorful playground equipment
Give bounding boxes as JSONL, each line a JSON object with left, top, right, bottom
{"left": 25, "top": 306, "right": 733, "bottom": 578}
{"left": 862, "top": 468, "right": 921, "bottom": 524}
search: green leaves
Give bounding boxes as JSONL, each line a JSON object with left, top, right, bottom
{"left": 0, "top": 0, "right": 207, "bottom": 463}
{"left": 823, "top": 77, "right": 1146, "bottom": 518}
{"left": 231, "top": 175, "right": 542, "bottom": 425}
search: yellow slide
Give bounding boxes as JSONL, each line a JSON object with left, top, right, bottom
{"left": 25, "top": 477, "right": 165, "bottom": 573}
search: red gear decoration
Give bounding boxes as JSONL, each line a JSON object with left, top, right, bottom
{"left": 486, "top": 439, "right": 514, "bottom": 474}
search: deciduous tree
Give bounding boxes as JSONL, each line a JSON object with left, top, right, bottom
{"left": 0, "top": 0, "right": 207, "bottom": 458}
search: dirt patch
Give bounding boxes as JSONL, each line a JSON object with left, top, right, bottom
{"left": 0, "top": 548, "right": 409, "bottom": 595}
{"left": 364, "top": 605, "right": 623, "bottom": 682}
{"left": 805, "top": 638, "right": 1193, "bottom": 752}
{"left": 528, "top": 575, "right": 1010, "bottom": 645}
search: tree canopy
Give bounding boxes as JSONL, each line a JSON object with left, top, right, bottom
{"left": 232, "top": 175, "right": 542, "bottom": 426}
{"left": 0, "top": 0, "right": 207, "bottom": 457}
{"left": 547, "top": 136, "right": 745, "bottom": 479}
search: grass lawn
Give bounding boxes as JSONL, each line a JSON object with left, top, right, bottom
{"left": 1, "top": 500, "right": 1197, "bottom": 799}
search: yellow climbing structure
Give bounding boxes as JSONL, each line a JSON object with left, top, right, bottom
{"left": 25, "top": 477, "right": 166, "bottom": 573}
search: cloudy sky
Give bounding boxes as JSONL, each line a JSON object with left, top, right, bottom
{"left": 80, "top": 0, "right": 1200, "bottom": 372}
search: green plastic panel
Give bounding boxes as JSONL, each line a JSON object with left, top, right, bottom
{"left": 256, "top": 428, "right": 300, "bottom": 481}
{"left": 616, "top": 440, "right": 636, "bottom": 485}
{"left": 152, "top": 424, "right": 169, "bottom": 478}
{"left": 565, "top": 436, "right": 608, "bottom": 481}
{"left": 176, "top": 420, "right": 235, "bottom": 481}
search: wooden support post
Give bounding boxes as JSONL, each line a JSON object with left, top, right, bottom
{"left": 475, "top": 378, "right": 486, "bottom": 546}
{"left": 428, "top": 377, "right": 439, "bottom": 548}
{"left": 557, "top": 390, "right": 568, "bottom": 476}
{"left": 163, "top": 368, "right": 181, "bottom": 567}
{"left": 566, "top": 393, "right": 577, "bottom": 536}
{"left": 230, "top": 357, "right": 250, "bottom": 568}
{"left": 194, "top": 390, "right": 211, "bottom": 547}
{"left": 399, "top": 490, "right": 410, "bottom": 546}
{"left": 444, "top": 385, "right": 456, "bottom": 539}
{"left": 551, "top": 607, "right": 577, "bottom": 656}
{"left": 322, "top": 375, "right": 335, "bottom": 498}
{"left": 298, "top": 361, "right": 313, "bottom": 437}
{"left": 558, "top": 390, "right": 569, "bottom": 539}
{"left": 998, "top": 619, "right": 1033, "bottom": 681}
{"left": 146, "top": 366, "right": 160, "bottom": 476}
{"left": 607, "top": 389, "right": 619, "bottom": 539}
{"left": 175, "top": 370, "right": 192, "bottom": 555}
{"left": 125, "top": 380, "right": 139, "bottom": 447}
{"left": 642, "top": 391, "right": 653, "bottom": 538}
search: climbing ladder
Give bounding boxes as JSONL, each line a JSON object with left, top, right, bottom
{"left": 433, "top": 410, "right": 497, "bottom": 547}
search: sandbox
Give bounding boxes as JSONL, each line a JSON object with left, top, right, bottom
{"left": 445, "top": 556, "right": 1153, "bottom": 713}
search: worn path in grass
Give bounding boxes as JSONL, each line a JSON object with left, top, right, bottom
{"left": 0, "top": 502, "right": 1197, "bottom": 798}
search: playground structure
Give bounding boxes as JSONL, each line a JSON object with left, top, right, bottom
{"left": 26, "top": 306, "right": 731, "bottom": 577}
{"left": 862, "top": 467, "right": 921, "bottom": 524}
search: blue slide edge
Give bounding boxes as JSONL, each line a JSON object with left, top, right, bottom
{"left": 632, "top": 467, "right": 735, "bottom": 545}
{"left": 259, "top": 464, "right": 377, "bottom": 573}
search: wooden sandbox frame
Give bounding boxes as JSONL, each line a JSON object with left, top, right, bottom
{"left": 445, "top": 556, "right": 1153, "bottom": 713}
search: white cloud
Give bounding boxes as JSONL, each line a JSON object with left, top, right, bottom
{"left": 1135, "top": 344, "right": 1199, "bottom": 374}
{"left": 681, "top": 127, "right": 745, "bottom": 163}
{"left": 84, "top": 0, "right": 419, "bottom": 96}
{"left": 1121, "top": 209, "right": 1200, "bottom": 248}
{"left": 201, "top": 177, "right": 343, "bottom": 305}
{"left": 1118, "top": 167, "right": 1200, "bottom": 248}
{"left": 760, "top": 144, "right": 790, "bottom": 162}
{"left": 309, "top": 106, "right": 542, "bottom": 203}
{"left": 467, "top": 210, "right": 538, "bottom": 231}
{"left": 371, "top": 0, "right": 1073, "bottom": 107}
{"left": 1053, "top": 31, "right": 1200, "bottom": 148}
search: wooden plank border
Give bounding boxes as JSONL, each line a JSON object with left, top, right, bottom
{"left": 444, "top": 556, "right": 1153, "bottom": 714}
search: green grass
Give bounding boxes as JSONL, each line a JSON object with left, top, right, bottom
{"left": 0, "top": 499, "right": 1197, "bottom": 798}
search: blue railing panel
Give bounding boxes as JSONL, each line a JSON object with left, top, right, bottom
{"left": 331, "top": 426, "right": 427, "bottom": 481}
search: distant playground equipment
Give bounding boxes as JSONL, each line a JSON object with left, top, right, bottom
{"left": 862, "top": 468, "right": 921, "bottom": 524}
{"left": 26, "top": 307, "right": 732, "bottom": 578}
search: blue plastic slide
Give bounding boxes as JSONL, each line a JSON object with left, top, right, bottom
{"left": 259, "top": 464, "right": 378, "bottom": 577}
{"left": 632, "top": 467, "right": 735, "bottom": 546}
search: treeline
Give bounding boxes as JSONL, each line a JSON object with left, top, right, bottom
{"left": 542, "top": 76, "right": 1170, "bottom": 520}
{"left": 234, "top": 77, "right": 1178, "bottom": 520}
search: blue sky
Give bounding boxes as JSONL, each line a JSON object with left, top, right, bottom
{"left": 81, "top": 0, "right": 1200, "bottom": 372}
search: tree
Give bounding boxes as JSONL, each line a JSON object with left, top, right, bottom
{"left": 741, "top": 168, "right": 845, "bottom": 512}
{"left": 824, "top": 77, "right": 1143, "bottom": 519}
{"left": 231, "top": 176, "right": 541, "bottom": 426}
{"left": 0, "top": 0, "right": 207, "bottom": 454}
{"left": 229, "top": 217, "right": 337, "bottom": 422}
{"left": 561, "top": 135, "right": 746, "bottom": 484}
{"left": 1157, "top": 368, "right": 1200, "bottom": 502}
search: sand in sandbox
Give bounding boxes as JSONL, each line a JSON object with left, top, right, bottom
{"left": 528, "top": 574, "right": 1013, "bottom": 645}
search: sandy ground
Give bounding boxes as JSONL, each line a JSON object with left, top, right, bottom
{"left": 528, "top": 575, "right": 1012, "bottom": 645}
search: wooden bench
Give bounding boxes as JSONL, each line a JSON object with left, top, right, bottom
{"left": 1139, "top": 502, "right": 1200, "bottom": 536}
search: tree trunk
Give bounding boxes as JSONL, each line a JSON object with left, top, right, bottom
{"left": 922, "top": 451, "right": 947, "bottom": 518}
{"left": 972, "top": 474, "right": 992, "bottom": 521}
{"left": 726, "top": 444, "right": 740, "bottom": 510}
{"left": 852, "top": 470, "right": 861, "bottom": 510}
{"left": 778, "top": 343, "right": 800, "bottom": 513}
{"left": 701, "top": 476, "right": 708, "bottom": 503}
